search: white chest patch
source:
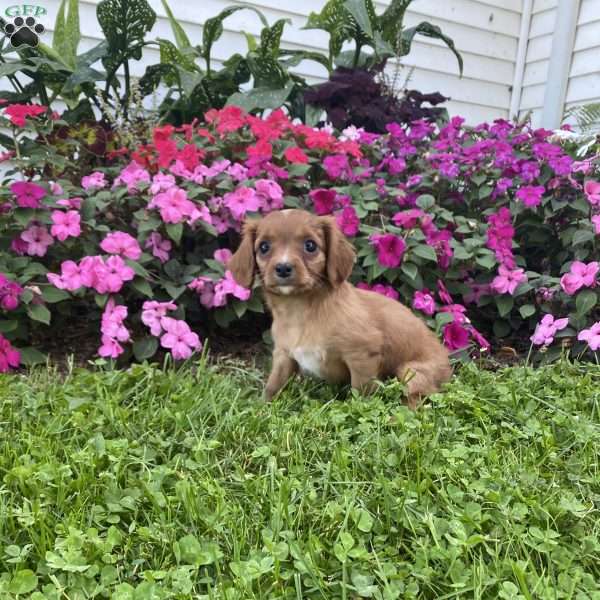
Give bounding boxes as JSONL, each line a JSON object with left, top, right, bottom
{"left": 291, "top": 347, "right": 325, "bottom": 378}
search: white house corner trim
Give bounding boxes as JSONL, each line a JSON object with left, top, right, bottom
{"left": 510, "top": 0, "right": 533, "bottom": 121}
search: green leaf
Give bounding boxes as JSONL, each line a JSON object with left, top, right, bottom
{"left": 159, "top": 39, "right": 196, "bottom": 83}
{"left": 27, "top": 304, "right": 51, "bottom": 325}
{"left": 9, "top": 569, "right": 38, "bottom": 595}
{"left": 132, "top": 278, "right": 153, "bottom": 297}
{"left": 133, "top": 337, "right": 158, "bottom": 361}
{"left": 379, "top": 0, "right": 411, "bottom": 53}
{"left": 344, "top": 0, "right": 375, "bottom": 39}
{"left": 572, "top": 229, "right": 594, "bottom": 246}
{"left": 160, "top": 0, "right": 192, "bottom": 49}
{"left": 356, "top": 509, "right": 374, "bottom": 532}
{"left": 401, "top": 261, "right": 418, "bottom": 281}
{"left": 226, "top": 82, "right": 295, "bottom": 113}
{"left": 401, "top": 21, "right": 463, "bottom": 75}
{"left": 0, "top": 320, "right": 18, "bottom": 333}
{"left": 259, "top": 18, "right": 290, "bottom": 57}
{"left": 412, "top": 244, "right": 438, "bottom": 263}
{"left": 416, "top": 194, "right": 435, "bottom": 210}
{"left": 495, "top": 295, "right": 514, "bottom": 318}
{"left": 453, "top": 246, "right": 473, "bottom": 260}
{"left": 202, "top": 6, "right": 268, "bottom": 70}
{"left": 576, "top": 289, "right": 597, "bottom": 316}
{"left": 166, "top": 223, "right": 183, "bottom": 245}
{"left": 18, "top": 348, "right": 47, "bottom": 367}
{"left": 42, "top": 287, "right": 70, "bottom": 303}
{"left": 475, "top": 253, "right": 496, "bottom": 270}
{"left": 519, "top": 304, "right": 536, "bottom": 319}
{"left": 53, "top": 0, "right": 81, "bottom": 69}
{"left": 97, "top": 0, "right": 157, "bottom": 73}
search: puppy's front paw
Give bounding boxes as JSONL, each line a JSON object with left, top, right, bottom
{"left": 263, "top": 387, "right": 276, "bottom": 402}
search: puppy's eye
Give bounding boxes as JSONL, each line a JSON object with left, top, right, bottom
{"left": 304, "top": 239, "right": 318, "bottom": 253}
{"left": 258, "top": 241, "right": 271, "bottom": 254}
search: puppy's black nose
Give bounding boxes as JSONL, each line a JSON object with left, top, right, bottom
{"left": 275, "top": 262, "right": 293, "bottom": 279}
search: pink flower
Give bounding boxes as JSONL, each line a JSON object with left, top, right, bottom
{"left": 101, "top": 298, "right": 130, "bottom": 342}
{"left": 358, "top": 283, "right": 400, "bottom": 300}
{"left": 223, "top": 187, "right": 261, "bottom": 221}
{"left": 412, "top": 290, "right": 436, "bottom": 315}
{"left": 0, "top": 274, "right": 23, "bottom": 311}
{"left": 100, "top": 231, "right": 142, "bottom": 260}
{"left": 47, "top": 260, "right": 82, "bottom": 291}
{"left": 50, "top": 210, "right": 81, "bottom": 241}
{"left": 188, "top": 276, "right": 217, "bottom": 307}
{"left": 113, "top": 161, "right": 151, "bottom": 192}
{"left": 150, "top": 173, "right": 176, "bottom": 195}
{"left": 11, "top": 181, "right": 46, "bottom": 208}
{"left": 79, "top": 256, "right": 105, "bottom": 290}
{"left": 585, "top": 181, "right": 600, "bottom": 206}
{"left": 0, "top": 334, "right": 20, "bottom": 372}
{"left": 393, "top": 209, "right": 427, "bottom": 229}
{"left": 255, "top": 179, "right": 284, "bottom": 212}
{"left": 530, "top": 314, "right": 569, "bottom": 346}
{"left": 160, "top": 317, "right": 201, "bottom": 360}
{"left": 151, "top": 186, "right": 197, "bottom": 224}
{"left": 310, "top": 189, "right": 337, "bottom": 216}
{"left": 81, "top": 172, "right": 107, "bottom": 190}
{"left": 94, "top": 256, "right": 135, "bottom": 294}
{"left": 336, "top": 206, "right": 360, "bottom": 236}
{"left": 20, "top": 225, "right": 53, "bottom": 256}
{"left": 515, "top": 185, "right": 544, "bottom": 208}
{"left": 443, "top": 322, "right": 470, "bottom": 351}
{"left": 371, "top": 234, "right": 406, "bottom": 268}
{"left": 284, "top": 146, "right": 309, "bottom": 164}
{"left": 226, "top": 162, "right": 249, "bottom": 181}
{"left": 214, "top": 249, "right": 233, "bottom": 264}
{"left": 98, "top": 336, "right": 124, "bottom": 359}
{"left": 215, "top": 270, "right": 251, "bottom": 302}
{"left": 437, "top": 281, "right": 453, "bottom": 305}
{"left": 145, "top": 232, "right": 171, "bottom": 263}
{"left": 323, "top": 154, "right": 351, "bottom": 180}
{"left": 491, "top": 265, "right": 527, "bottom": 295}
{"left": 142, "top": 300, "right": 177, "bottom": 336}
{"left": 578, "top": 321, "right": 600, "bottom": 351}
{"left": 592, "top": 215, "right": 600, "bottom": 234}
{"left": 55, "top": 197, "right": 82, "bottom": 210}
{"left": 560, "top": 261, "right": 599, "bottom": 295}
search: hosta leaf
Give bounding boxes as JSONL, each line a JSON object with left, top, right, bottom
{"left": 247, "top": 53, "right": 287, "bottom": 87}
{"left": 160, "top": 0, "right": 192, "bottom": 49}
{"left": 280, "top": 49, "right": 332, "bottom": 71}
{"left": 344, "top": 0, "right": 376, "bottom": 40}
{"left": 304, "top": 0, "right": 357, "bottom": 61}
{"left": 260, "top": 18, "right": 290, "bottom": 57}
{"left": 379, "top": 0, "right": 412, "bottom": 51}
{"left": 53, "top": 0, "right": 81, "bottom": 69}
{"left": 159, "top": 39, "right": 196, "bottom": 84}
{"left": 401, "top": 21, "right": 463, "bottom": 75}
{"left": 138, "top": 63, "right": 175, "bottom": 96}
{"left": 97, "top": 0, "right": 156, "bottom": 72}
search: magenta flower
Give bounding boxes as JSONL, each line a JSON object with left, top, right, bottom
{"left": 393, "top": 209, "right": 426, "bottom": 229}
{"left": 50, "top": 210, "right": 81, "bottom": 241}
{"left": 309, "top": 189, "right": 337, "bottom": 216}
{"left": 336, "top": 206, "right": 360, "bottom": 236}
{"left": 412, "top": 290, "right": 436, "bottom": 315}
{"left": 0, "top": 274, "right": 23, "bottom": 311}
{"left": 142, "top": 300, "right": 177, "bottom": 336}
{"left": 145, "top": 232, "right": 171, "bottom": 263}
{"left": 255, "top": 179, "right": 284, "bottom": 212}
{"left": 94, "top": 256, "right": 135, "bottom": 294}
{"left": 443, "top": 322, "right": 470, "bottom": 351}
{"left": 515, "top": 185, "right": 544, "bottom": 208}
{"left": 81, "top": 171, "right": 107, "bottom": 190}
{"left": 592, "top": 214, "right": 600, "bottom": 234}
{"left": 101, "top": 231, "right": 142, "bottom": 260}
{"left": 371, "top": 233, "right": 406, "bottom": 268}
{"left": 491, "top": 265, "right": 527, "bottom": 295}
{"left": 20, "top": 225, "right": 53, "bottom": 256}
{"left": 323, "top": 154, "right": 351, "bottom": 180}
{"left": 113, "top": 161, "right": 151, "bottom": 192}
{"left": 188, "top": 276, "right": 217, "bottom": 308}
{"left": 357, "top": 283, "right": 399, "bottom": 300}
{"left": 160, "top": 317, "right": 201, "bottom": 360}
{"left": 213, "top": 248, "right": 233, "bottom": 264}
{"left": 11, "top": 181, "right": 46, "bottom": 208}
{"left": 47, "top": 260, "right": 82, "bottom": 291}
{"left": 151, "top": 186, "right": 197, "bottom": 224}
{"left": 578, "top": 321, "right": 600, "bottom": 351}
{"left": 530, "top": 314, "right": 569, "bottom": 346}
{"left": 56, "top": 197, "right": 82, "bottom": 210}
{"left": 560, "top": 261, "right": 599, "bottom": 295}
{"left": 437, "top": 281, "right": 453, "bottom": 305}
{"left": 585, "top": 181, "right": 600, "bottom": 206}
{"left": 223, "top": 187, "right": 261, "bottom": 221}
{"left": 0, "top": 334, "right": 20, "bottom": 372}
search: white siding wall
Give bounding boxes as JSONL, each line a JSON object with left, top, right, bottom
{"left": 1, "top": 0, "right": 524, "bottom": 125}
{"left": 565, "top": 0, "right": 600, "bottom": 121}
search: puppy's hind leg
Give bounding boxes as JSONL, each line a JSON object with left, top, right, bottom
{"left": 397, "top": 359, "right": 452, "bottom": 409}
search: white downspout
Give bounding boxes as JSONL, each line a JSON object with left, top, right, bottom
{"left": 510, "top": 0, "right": 533, "bottom": 121}
{"left": 541, "top": 0, "right": 582, "bottom": 129}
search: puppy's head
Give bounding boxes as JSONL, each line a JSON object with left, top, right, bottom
{"left": 228, "top": 209, "right": 355, "bottom": 295}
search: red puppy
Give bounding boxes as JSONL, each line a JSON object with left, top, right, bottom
{"left": 228, "top": 209, "right": 452, "bottom": 407}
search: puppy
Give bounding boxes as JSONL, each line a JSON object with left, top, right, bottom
{"left": 227, "top": 209, "right": 452, "bottom": 407}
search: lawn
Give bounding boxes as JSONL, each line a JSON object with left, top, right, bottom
{"left": 1, "top": 359, "right": 599, "bottom": 599}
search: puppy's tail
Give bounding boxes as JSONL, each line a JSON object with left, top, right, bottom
{"left": 397, "top": 355, "right": 452, "bottom": 408}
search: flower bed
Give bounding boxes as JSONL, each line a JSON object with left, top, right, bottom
{"left": 0, "top": 104, "right": 599, "bottom": 370}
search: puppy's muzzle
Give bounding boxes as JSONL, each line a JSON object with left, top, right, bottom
{"left": 274, "top": 262, "right": 294, "bottom": 281}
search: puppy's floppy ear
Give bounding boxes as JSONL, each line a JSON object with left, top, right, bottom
{"left": 227, "top": 220, "right": 258, "bottom": 288}
{"left": 320, "top": 216, "right": 356, "bottom": 286}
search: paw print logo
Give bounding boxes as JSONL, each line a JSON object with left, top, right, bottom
{"left": 4, "top": 16, "right": 45, "bottom": 48}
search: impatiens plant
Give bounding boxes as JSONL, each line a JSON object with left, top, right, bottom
{"left": 1, "top": 102, "right": 600, "bottom": 371}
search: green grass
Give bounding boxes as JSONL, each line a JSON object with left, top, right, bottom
{"left": 1, "top": 360, "right": 600, "bottom": 599}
